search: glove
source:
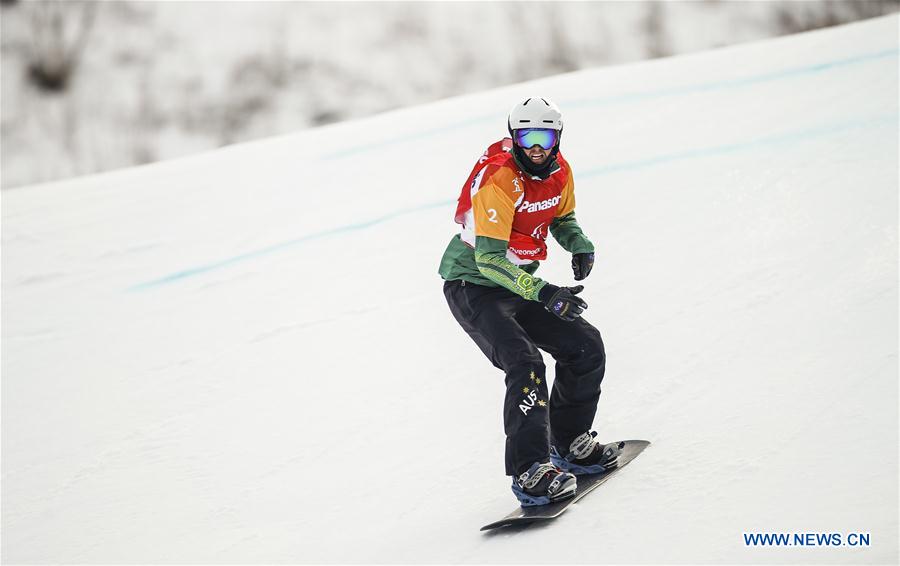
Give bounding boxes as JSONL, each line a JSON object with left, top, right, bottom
{"left": 572, "top": 252, "right": 594, "bottom": 281}
{"left": 538, "top": 284, "right": 588, "bottom": 322}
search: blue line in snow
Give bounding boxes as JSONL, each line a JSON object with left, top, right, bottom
{"left": 566, "top": 47, "right": 899, "bottom": 109}
{"left": 580, "top": 112, "right": 898, "bottom": 178}
{"left": 322, "top": 114, "right": 498, "bottom": 160}
{"left": 127, "top": 199, "right": 453, "bottom": 292}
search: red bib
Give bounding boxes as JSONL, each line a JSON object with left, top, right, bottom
{"left": 454, "top": 138, "right": 572, "bottom": 263}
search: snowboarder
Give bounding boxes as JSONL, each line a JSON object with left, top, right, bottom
{"left": 439, "top": 97, "right": 621, "bottom": 507}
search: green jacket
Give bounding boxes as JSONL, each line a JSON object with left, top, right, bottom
{"left": 438, "top": 212, "right": 594, "bottom": 301}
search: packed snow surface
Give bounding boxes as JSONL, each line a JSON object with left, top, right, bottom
{"left": 2, "top": 16, "right": 898, "bottom": 564}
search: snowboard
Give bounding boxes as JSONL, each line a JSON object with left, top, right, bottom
{"left": 480, "top": 439, "right": 650, "bottom": 531}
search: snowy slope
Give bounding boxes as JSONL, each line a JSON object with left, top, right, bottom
{"left": 2, "top": 16, "right": 898, "bottom": 564}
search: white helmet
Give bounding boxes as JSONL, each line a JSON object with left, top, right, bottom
{"left": 507, "top": 97, "right": 563, "bottom": 133}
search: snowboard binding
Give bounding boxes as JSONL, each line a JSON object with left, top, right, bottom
{"left": 510, "top": 461, "right": 577, "bottom": 506}
{"left": 551, "top": 432, "right": 624, "bottom": 475}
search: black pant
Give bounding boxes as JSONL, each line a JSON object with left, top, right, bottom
{"left": 443, "top": 279, "right": 606, "bottom": 476}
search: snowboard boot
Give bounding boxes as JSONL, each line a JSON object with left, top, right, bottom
{"left": 510, "top": 461, "right": 577, "bottom": 507}
{"left": 550, "top": 431, "right": 623, "bottom": 475}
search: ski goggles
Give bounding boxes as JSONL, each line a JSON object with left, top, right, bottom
{"left": 514, "top": 128, "right": 559, "bottom": 150}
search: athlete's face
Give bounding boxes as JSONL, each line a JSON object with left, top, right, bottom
{"left": 522, "top": 144, "right": 551, "bottom": 166}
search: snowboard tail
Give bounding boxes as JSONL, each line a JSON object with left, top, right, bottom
{"left": 480, "top": 439, "right": 650, "bottom": 532}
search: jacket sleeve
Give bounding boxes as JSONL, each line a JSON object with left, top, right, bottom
{"left": 550, "top": 174, "right": 594, "bottom": 254}
{"left": 471, "top": 176, "right": 549, "bottom": 301}
{"left": 474, "top": 236, "right": 548, "bottom": 301}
